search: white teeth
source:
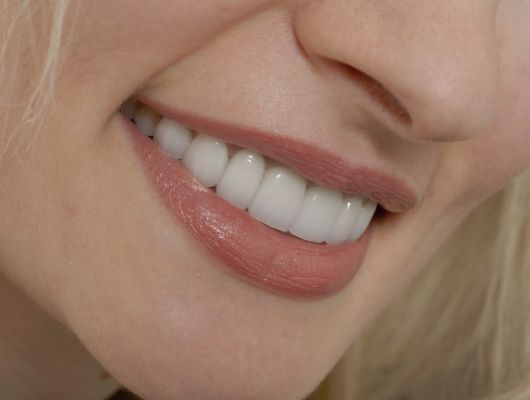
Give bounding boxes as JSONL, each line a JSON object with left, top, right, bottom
{"left": 154, "top": 118, "right": 192, "bottom": 160}
{"left": 216, "top": 149, "right": 265, "bottom": 210}
{"left": 182, "top": 133, "right": 229, "bottom": 187}
{"left": 289, "top": 186, "right": 343, "bottom": 243}
{"left": 134, "top": 105, "right": 160, "bottom": 136}
{"left": 248, "top": 166, "right": 306, "bottom": 232}
{"left": 132, "top": 105, "right": 380, "bottom": 244}
{"left": 350, "top": 200, "right": 378, "bottom": 240}
{"left": 326, "top": 196, "right": 364, "bottom": 244}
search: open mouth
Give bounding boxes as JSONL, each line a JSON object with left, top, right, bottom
{"left": 126, "top": 101, "right": 378, "bottom": 244}
{"left": 120, "top": 98, "right": 416, "bottom": 298}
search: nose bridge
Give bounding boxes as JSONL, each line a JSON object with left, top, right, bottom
{"left": 292, "top": 0, "right": 500, "bottom": 142}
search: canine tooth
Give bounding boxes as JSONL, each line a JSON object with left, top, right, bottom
{"left": 182, "top": 133, "right": 228, "bottom": 187}
{"left": 153, "top": 118, "right": 192, "bottom": 160}
{"left": 248, "top": 166, "right": 306, "bottom": 232}
{"left": 326, "top": 195, "right": 364, "bottom": 244}
{"left": 350, "top": 199, "right": 377, "bottom": 240}
{"left": 289, "top": 186, "right": 343, "bottom": 243}
{"left": 216, "top": 150, "right": 265, "bottom": 210}
{"left": 134, "top": 105, "right": 160, "bottom": 136}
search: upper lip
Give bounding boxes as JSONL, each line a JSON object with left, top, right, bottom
{"left": 138, "top": 96, "right": 419, "bottom": 213}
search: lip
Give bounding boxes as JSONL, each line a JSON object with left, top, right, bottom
{"left": 122, "top": 116, "right": 375, "bottom": 298}
{"left": 139, "top": 97, "right": 418, "bottom": 213}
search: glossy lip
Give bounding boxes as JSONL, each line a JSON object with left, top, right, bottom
{"left": 122, "top": 116, "right": 372, "bottom": 298}
{"left": 140, "top": 97, "right": 418, "bottom": 213}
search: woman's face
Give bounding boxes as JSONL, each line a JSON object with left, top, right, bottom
{"left": 1, "top": 1, "right": 529, "bottom": 399}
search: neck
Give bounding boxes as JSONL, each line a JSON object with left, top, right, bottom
{"left": 0, "top": 271, "right": 120, "bottom": 399}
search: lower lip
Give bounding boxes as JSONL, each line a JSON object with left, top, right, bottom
{"left": 123, "top": 116, "right": 371, "bottom": 298}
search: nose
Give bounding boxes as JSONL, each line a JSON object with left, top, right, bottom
{"left": 293, "top": 0, "right": 500, "bottom": 142}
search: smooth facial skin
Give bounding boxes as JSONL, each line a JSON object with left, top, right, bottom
{"left": 1, "top": 1, "right": 529, "bottom": 399}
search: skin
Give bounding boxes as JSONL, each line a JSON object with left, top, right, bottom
{"left": 0, "top": 0, "right": 529, "bottom": 399}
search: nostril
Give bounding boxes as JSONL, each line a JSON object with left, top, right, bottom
{"left": 292, "top": 0, "right": 500, "bottom": 144}
{"left": 348, "top": 66, "right": 412, "bottom": 125}
{"left": 329, "top": 57, "right": 498, "bottom": 144}
{"left": 332, "top": 61, "right": 412, "bottom": 125}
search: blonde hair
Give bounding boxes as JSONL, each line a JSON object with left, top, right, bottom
{"left": 0, "top": 0, "right": 69, "bottom": 166}
{"left": 2, "top": 2, "right": 530, "bottom": 400}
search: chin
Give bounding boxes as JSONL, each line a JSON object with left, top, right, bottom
{"left": 66, "top": 296, "right": 333, "bottom": 400}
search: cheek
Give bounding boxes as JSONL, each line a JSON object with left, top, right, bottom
{"left": 476, "top": 2, "right": 530, "bottom": 189}
{"left": 463, "top": 77, "right": 530, "bottom": 200}
{"left": 432, "top": 33, "right": 530, "bottom": 211}
{"left": 61, "top": 0, "right": 274, "bottom": 114}
{"left": 78, "top": 0, "right": 261, "bottom": 47}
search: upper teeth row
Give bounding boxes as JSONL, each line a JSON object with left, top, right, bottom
{"left": 123, "top": 102, "right": 378, "bottom": 245}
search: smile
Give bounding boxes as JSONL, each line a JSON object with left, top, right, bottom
{"left": 120, "top": 98, "right": 417, "bottom": 298}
